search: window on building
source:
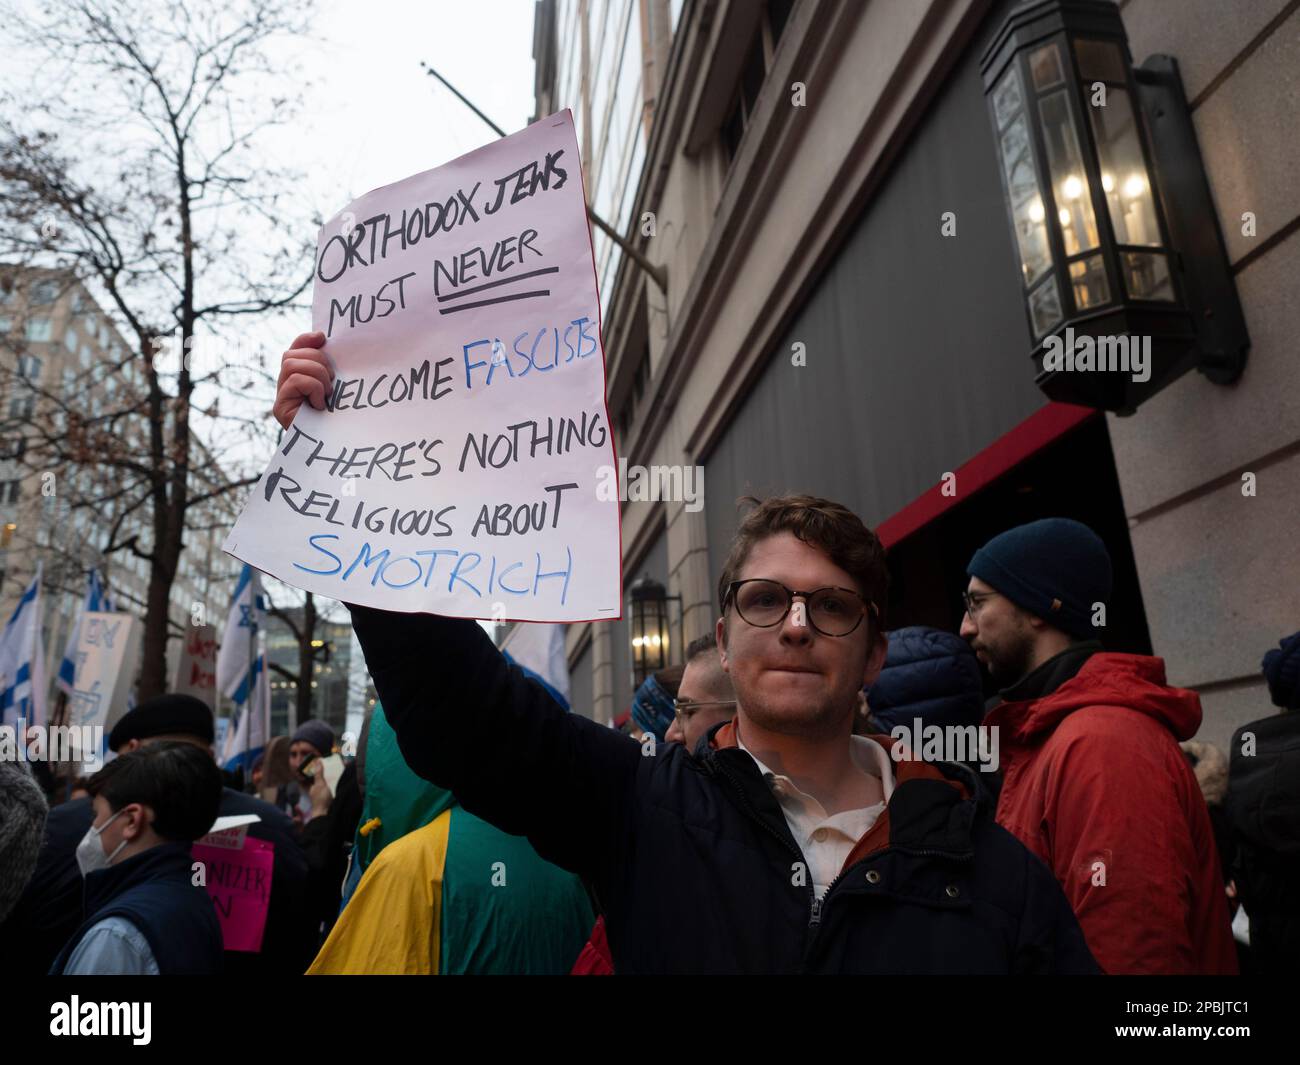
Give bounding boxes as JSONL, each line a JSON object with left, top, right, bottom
{"left": 615, "top": 342, "right": 652, "bottom": 446}
{"left": 0, "top": 316, "right": 10, "bottom": 334}
{"left": 24, "top": 318, "right": 52, "bottom": 343}
{"left": 30, "top": 280, "right": 59, "bottom": 305}
{"left": 64, "top": 329, "right": 77, "bottom": 352}
{"left": 1, "top": 481, "right": 19, "bottom": 504}
{"left": 720, "top": 1, "right": 795, "bottom": 164}
{"left": 7, "top": 394, "right": 35, "bottom": 420}
{"left": 18, "top": 355, "right": 42, "bottom": 380}
{"left": 0, "top": 437, "right": 25, "bottom": 461}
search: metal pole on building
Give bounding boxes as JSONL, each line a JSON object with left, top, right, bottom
{"left": 420, "top": 62, "right": 668, "bottom": 293}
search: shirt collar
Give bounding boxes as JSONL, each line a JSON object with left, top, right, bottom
{"left": 736, "top": 729, "right": 895, "bottom": 806}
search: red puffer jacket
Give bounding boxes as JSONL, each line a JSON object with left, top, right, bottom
{"left": 987, "top": 653, "right": 1237, "bottom": 974}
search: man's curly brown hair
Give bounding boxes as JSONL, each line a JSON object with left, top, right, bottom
{"left": 716, "top": 495, "right": 888, "bottom": 638}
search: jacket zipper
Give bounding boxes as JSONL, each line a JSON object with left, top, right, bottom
{"left": 711, "top": 755, "right": 977, "bottom": 969}
{"left": 711, "top": 756, "right": 821, "bottom": 934}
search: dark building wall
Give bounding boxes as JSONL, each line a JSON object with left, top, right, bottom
{"left": 704, "top": 0, "right": 1044, "bottom": 575}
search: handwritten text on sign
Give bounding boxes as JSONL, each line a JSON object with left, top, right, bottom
{"left": 223, "top": 111, "right": 620, "bottom": 621}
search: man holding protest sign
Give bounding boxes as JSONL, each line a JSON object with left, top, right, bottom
{"left": 256, "top": 111, "right": 1096, "bottom": 974}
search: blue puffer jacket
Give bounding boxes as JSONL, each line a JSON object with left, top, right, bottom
{"left": 866, "top": 626, "right": 986, "bottom": 732}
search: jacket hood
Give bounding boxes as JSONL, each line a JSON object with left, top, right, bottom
{"left": 992, "top": 653, "right": 1202, "bottom": 743}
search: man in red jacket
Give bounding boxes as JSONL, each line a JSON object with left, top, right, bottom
{"left": 961, "top": 518, "right": 1236, "bottom": 975}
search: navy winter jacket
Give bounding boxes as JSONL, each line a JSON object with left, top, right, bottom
{"left": 867, "top": 626, "right": 986, "bottom": 732}
{"left": 50, "top": 842, "right": 222, "bottom": 975}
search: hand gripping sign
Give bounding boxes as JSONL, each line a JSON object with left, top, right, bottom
{"left": 224, "top": 111, "right": 622, "bottom": 622}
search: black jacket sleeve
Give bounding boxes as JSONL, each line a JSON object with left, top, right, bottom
{"left": 346, "top": 603, "right": 643, "bottom": 882}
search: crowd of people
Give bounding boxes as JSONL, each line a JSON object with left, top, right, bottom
{"left": 0, "top": 701, "right": 372, "bottom": 974}
{"left": 1, "top": 492, "right": 1297, "bottom": 975}
{"left": 0, "top": 343, "right": 1295, "bottom": 975}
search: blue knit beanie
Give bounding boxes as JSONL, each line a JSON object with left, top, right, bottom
{"left": 967, "top": 518, "right": 1112, "bottom": 640}
{"left": 1262, "top": 630, "right": 1300, "bottom": 709}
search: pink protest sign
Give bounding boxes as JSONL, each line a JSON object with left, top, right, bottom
{"left": 194, "top": 835, "right": 275, "bottom": 953}
{"left": 223, "top": 109, "right": 621, "bottom": 623}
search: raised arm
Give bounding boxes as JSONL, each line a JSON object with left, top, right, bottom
{"left": 346, "top": 603, "right": 642, "bottom": 881}
{"left": 274, "top": 332, "right": 642, "bottom": 882}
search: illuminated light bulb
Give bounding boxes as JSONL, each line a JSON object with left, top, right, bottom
{"left": 1123, "top": 174, "right": 1146, "bottom": 199}
{"left": 1062, "top": 175, "right": 1083, "bottom": 200}
{"left": 1059, "top": 208, "right": 1071, "bottom": 226}
{"left": 1101, "top": 172, "right": 1115, "bottom": 193}
{"left": 632, "top": 636, "right": 643, "bottom": 648}
{"left": 1028, "top": 198, "right": 1045, "bottom": 223}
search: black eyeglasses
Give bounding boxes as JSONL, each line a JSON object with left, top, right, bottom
{"left": 962, "top": 590, "right": 1002, "bottom": 619}
{"left": 672, "top": 698, "right": 737, "bottom": 722}
{"left": 723, "top": 579, "right": 874, "bottom": 637}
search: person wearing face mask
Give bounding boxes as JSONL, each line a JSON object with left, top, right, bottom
{"left": 50, "top": 741, "right": 224, "bottom": 975}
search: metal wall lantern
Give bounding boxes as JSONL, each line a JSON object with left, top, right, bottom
{"left": 629, "top": 575, "right": 676, "bottom": 687}
{"left": 981, "top": 0, "right": 1248, "bottom": 412}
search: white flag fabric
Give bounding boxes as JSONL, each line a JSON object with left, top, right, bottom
{"left": 221, "top": 651, "right": 270, "bottom": 765}
{"left": 0, "top": 562, "right": 48, "bottom": 727}
{"left": 216, "top": 564, "right": 266, "bottom": 703}
{"left": 56, "top": 568, "right": 112, "bottom": 696}
{"left": 500, "top": 622, "right": 570, "bottom": 710}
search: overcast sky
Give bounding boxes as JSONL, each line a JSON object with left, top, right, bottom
{"left": 1, "top": 0, "right": 539, "bottom": 619}
{"left": 280, "top": 0, "right": 538, "bottom": 223}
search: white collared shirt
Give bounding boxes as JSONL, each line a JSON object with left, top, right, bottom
{"left": 737, "top": 732, "right": 895, "bottom": 898}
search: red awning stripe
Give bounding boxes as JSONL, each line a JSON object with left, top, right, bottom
{"left": 876, "top": 402, "right": 1099, "bottom": 550}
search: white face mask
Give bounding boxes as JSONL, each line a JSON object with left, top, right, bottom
{"left": 76, "top": 808, "right": 130, "bottom": 877}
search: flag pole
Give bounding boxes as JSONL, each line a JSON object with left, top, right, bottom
{"left": 244, "top": 586, "right": 255, "bottom": 792}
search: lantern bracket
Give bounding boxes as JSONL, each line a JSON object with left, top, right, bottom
{"left": 1133, "top": 54, "right": 1249, "bottom": 386}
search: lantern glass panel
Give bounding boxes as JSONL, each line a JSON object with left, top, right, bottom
{"left": 1074, "top": 38, "right": 1127, "bottom": 83}
{"left": 1028, "top": 275, "right": 1063, "bottom": 338}
{"left": 998, "top": 99, "right": 1053, "bottom": 286}
{"left": 1029, "top": 42, "right": 1065, "bottom": 91}
{"left": 1069, "top": 254, "right": 1110, "bottom": 310}
{"left": 1089, "top": 88, "right": 1162, "bottom": 247}
{"left": 1121, "top": 251, "right": 1175, "bottom": 301}
{"left": 1038, "top": 90, "right": 1100, "bottom": 255}
{"left": 991, "top": 67, "right": 1023, "bottom": 130}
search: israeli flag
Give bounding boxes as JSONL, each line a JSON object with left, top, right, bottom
{"left": 216, "top": 564, "right": 266, "bottom": 704}
{"left": 55, "top": 569, "right": 112, "bottom": 696}
{"left": 221, "top": 650, "right": 270, "bottom": 766}
{"left": 0, "top": 562, "right": 48, "bottom": 727}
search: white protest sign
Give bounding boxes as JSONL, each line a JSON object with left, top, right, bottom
{"left": 67, "top": 611, "right": 140, "bottom": 735}
{"left": 173, "top": 622, "right": 217, "bottom": 708}
{"left": 223, "top": 110, "right": 621, "bottom": 622}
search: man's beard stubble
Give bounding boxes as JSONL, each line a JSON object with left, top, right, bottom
{"left": 984, "top": 634, "right": 1036, "bottom": 686}
{"left": 738, "top": 683, "right": 854, "bottom": 741}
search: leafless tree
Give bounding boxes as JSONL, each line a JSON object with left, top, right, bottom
{"left": 0, "top": 0, "right": 318, "bottom": 698}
